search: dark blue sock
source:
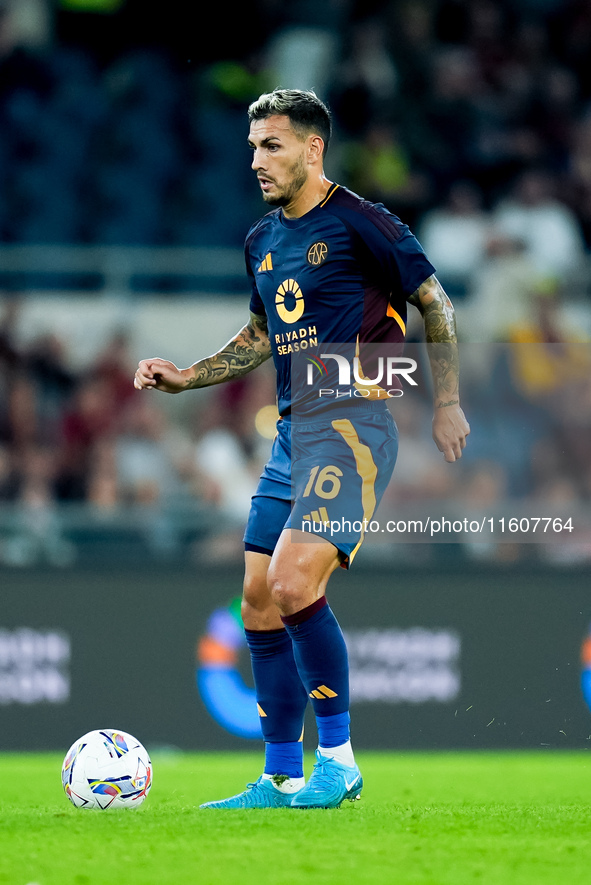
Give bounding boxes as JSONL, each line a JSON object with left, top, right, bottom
{"left": 263, "top": 741, "right": 304, "bottom": 779}
{"left": 316, "top": 711, "right": 351, "bottom": 748}
{"left": 281, "top": 598, "right": 351, "bottom": 745}
{"left": 244, "top": 627, "right": 308, "bottom": 777}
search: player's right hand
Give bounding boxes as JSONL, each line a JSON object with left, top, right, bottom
{"left": 134, "top": 358, "right": 191, "bottom": 394}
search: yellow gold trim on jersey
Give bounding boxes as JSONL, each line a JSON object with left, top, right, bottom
{"left": 354, "top": 337, "right": 388, "bottom": 401}
{"left": 330, "top": 418, "right": 378, "bottom": 564}
{"left": 275, "top": 278, "right": 305, "bottom": 323}
{"left": 257, "top": 703, "right": 267, "bottom": 717}
{"left": 319, "top": 183, "right": 339, "bottom": 207}
{"left": 257, "top": 253, "right": 273, "bottom": 273}
{"left": 386, "top": 303, "right": 406, "bottom": 335}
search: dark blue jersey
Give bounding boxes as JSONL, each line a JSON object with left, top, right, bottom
{"left": 246, "top": 183, "right": 435, "bottom": 416}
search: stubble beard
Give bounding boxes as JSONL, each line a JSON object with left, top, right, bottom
{"left": 263, "top": 155, "right": 308, "bottom": 207}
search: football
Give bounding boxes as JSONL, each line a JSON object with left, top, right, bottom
{"left": 61, "top": 729, "right": 152, "bottom": 810}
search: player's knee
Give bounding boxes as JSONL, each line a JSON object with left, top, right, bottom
{"left": 266, "top": 568, "right": 302, "bottom": 614}
{"left": 242, "top": 571, "right": 270, "bottom": 616}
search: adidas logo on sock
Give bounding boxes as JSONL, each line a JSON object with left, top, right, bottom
{"left": 309, "top": 685, "right": 338, "bottom": 700}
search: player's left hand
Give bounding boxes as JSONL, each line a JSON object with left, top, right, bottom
{"left": 432, "top": 402, "right": 470, "bottom": 462}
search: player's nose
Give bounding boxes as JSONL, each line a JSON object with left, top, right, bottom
{"left": 251, "top": 148, "right": 265, "bottom": 171}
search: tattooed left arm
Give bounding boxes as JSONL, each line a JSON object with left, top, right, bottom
{"left": 408, "top": 275, "right": 470, "bottom": 461}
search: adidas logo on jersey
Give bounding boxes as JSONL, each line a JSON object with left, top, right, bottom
{"left": 257, "top": 253, "right": 273, "bottom": 272}
{"left": 302, "top": 507, "right": 330, "bottom": 525}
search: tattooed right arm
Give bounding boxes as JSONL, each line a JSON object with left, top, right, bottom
{"left": 133, "top": 312, "right": 271, "bottom": 394}
{"left": 185, "top": 312, "right": 271, "bottom": 389}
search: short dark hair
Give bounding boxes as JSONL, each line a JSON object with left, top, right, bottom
{"left": 248, "top": 88, "right": 332, "bottom": 156}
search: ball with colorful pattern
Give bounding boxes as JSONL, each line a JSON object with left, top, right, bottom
{"left": 61, "top": 729, "right": 152, "bottom": 810}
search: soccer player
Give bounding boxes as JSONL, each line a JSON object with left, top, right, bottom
{"left": 134, "top": 89, "right": 470, "bottom": 809}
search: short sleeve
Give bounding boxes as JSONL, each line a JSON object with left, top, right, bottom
{"left": 245, "top": 222, "right": 268, "bottom": 316}
{"left": 245, "top": 244, "right": 266, "bottom": 316}
{"left": 390, "top": 230, "right": 436, "bottom": 295}
{"left": 248, "top": 273, "right": 265, "bottom": 316}
{"left": 343, "top": 202, "right": 436, "bottom": 296}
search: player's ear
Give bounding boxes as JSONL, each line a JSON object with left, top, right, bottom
{"left": 307, "top": 134, "right": 325, "bottom": 165}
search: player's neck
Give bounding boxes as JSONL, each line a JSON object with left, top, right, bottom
{"left": 282, "top": 174, "right": 333, "bottom": 219}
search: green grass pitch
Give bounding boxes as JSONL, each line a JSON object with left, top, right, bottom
{"left": 0, "top": 751, "right": 589, "bottom": 885}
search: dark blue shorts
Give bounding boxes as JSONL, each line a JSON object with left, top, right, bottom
{"left": 244, "top": 404, "right": 398, "bottom": 566}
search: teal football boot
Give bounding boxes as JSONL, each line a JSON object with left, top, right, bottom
{"left": 291, "top": 751, "right": 363, "bottom": 809}
{"left": 200, "top": 776, "right": 296, "bottom": 809}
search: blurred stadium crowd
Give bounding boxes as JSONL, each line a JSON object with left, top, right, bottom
{"left": 0, "top": 0, "right": 590, "bottom": 565}
{"left": 1, "top": 1, "right": 591, "bottom": 254}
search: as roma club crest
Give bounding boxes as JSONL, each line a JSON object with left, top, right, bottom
{"left": 307, "top": 241, "right": 329, "bottom": 266}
